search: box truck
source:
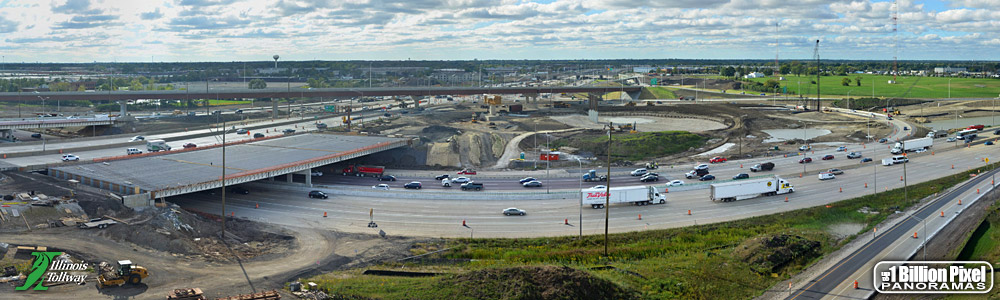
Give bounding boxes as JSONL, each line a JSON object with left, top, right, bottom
{"left": 146, "top": 140, "right": 171, "bottom": 152}
{"left": 341, "top": 165, "right": 385, "bottom": 177}
{"left": 710, "top": 176, "right": 794, "bottom": 202}
{"left": 581, "top": 186, "right": 666, "bottom": 209}
{"left": 890, "top": 137, "right": 932, "bottom": 154}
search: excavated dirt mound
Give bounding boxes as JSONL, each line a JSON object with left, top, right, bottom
{"left": 733, "top": 234, "right": 822, "bottom": 275}
{"left": 438, "top": 266, "right": 638, "bottom": 300}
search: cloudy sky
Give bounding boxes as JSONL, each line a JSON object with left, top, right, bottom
{"left": 0, "top": 0, "right": 997, "bottom": 63}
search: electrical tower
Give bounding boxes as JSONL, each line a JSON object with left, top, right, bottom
{"left": 891, "top": 0, "right": 898, "bottom": 83}
{"left": 814, "top": 40, "right": 820, "bottom": 111}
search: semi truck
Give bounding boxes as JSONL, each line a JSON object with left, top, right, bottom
{"left": 710, "top": 176, "right": 794, "bottom": 202}
{"left": 890, "top": 137, "right": 932, "bottom": 154}
{"left": 580, "top": 186, "right": 666, "bottom": 209}
{"left": 341, "top": 164, "right": 385, "bottom": 177}
{"left": 582, "top": 169, "right": 608, "bottom": 182}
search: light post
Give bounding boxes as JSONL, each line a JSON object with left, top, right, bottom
{"left": 948, "top": 79, "right": 952, "bottom": 99}
{"left": 846, "top": 90, "right": 853, "bottom": 110}
{"left": 574, "top": 157, "right": 583, "bottom": 238}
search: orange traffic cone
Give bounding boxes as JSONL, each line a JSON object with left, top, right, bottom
{"left": 941, "top": 211, "right": 944, "bottom": 217}
{"left": 462, "top": 220, "right": 466, "bottom": 226}
{"left": 638, "top": 214, "right": 642, "bottom": 220}
{"left": 901, "top": 176, "right": 904, "bottom": 181}
{"left": 230, "top": 212, "right": 234, "bottom": 217}
{"left": 865, "top": 182, "right": 868, "bottom": 188}
{"left": 854, "top": 280, "right": 859, "bottom": 289}
{"left": 687, "top": 210, "right": 692, "bottom": 215}
{"left": 913, "top": 232, "right": 918, "bottom": 239}
{"left": 565, "top": 219, "right": 569, "bottom": 225}
{"left": 323, "top": 212, "right": 328, "bottom": 217}
{"left": 785, "top": 196, "right": 788, "bottom": 202}
{"left": 959, "top": 199, "right": 963, "bottom": 205}
{"left": 255, "top": 203, "right": 259, "bottom": 209}
{"left": 839, "top": 187, "right": 842, "bottom": 193}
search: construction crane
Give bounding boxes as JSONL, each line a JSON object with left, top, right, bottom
{"left": 813, "top": 40, "right": 821, "bottom": 111}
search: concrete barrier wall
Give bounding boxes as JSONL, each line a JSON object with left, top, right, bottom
{"left": 249, "top": 181, "right": 576, "bottom": 200}
{"left": 122, "top": 193, "right": 152, "bottom": 208}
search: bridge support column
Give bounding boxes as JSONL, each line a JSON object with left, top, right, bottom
{"left": 119, "top": 101, "right": 128, "bottom": 116}
{"left": 272, "top": 100, "right": 278, "bottom": 119}
{"left": 286, "top": 173, "right": 293, "bottom": 183}
{"left": 523, "top": 93, "right": 538, "bottom": 110}
{"left": 0, "top": 129, "right": 13, "bottom": 142}
{"left": 587, "top": 93, "right": 601, "bottom": 123}
{"left": 304, "top": 170, "right": 312, "bottom": 187}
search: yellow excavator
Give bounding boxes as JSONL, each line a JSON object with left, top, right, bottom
{"left": 97, "top": 260, "right": 149, "bottom": 288}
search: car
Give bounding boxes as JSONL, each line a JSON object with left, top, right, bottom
{"left": 311, "top": 171, "right": 324, "bottom": 176}
{"left": 383, "top": 113, "right": 391, "bottom": 117}
{"left": 847, "top": 152, "right": 862, "bottom": 159}
{"left": 129, "top": 135, "right": 145, "bottom": 142}
{"left": 316, "top": 123, "right": 328, "bottom": 129}
{"left": 308, "top": 190, "right": 328, "bottom": 199}
{"left": 639, "top": 175, "right": 659, "bottom": 182}
{"left": 799, "top": 157, "right": 813, "bottom": 163}
{"left": 732, "top": 173, "right": 750, "bottom": 180}
{"left": 126, "top": 148, "right": 143, "bottom": 155}
{"left": 378, "top": 175, "right": 396, "bottom": 181}
{"left": 709, "top": 156, "right": 727, "bottom": 163}
{"left": 987, "top": 141, "right": 996, "bottom": 146}
{"left": 693, "top": 164, "right": 709, "bottom": 171}
{"left": 236, "top": 129, "right": 249, "bottom": 134}
{"left": 30, "top": 133, "right": 42, "bottom": 138}
{"left": 404, "top": 182, "right": 422, "bottom": 189}
{"left": 914, "top": 148, "right": 927, "bottom": 153}
{"left": 903, "top": 126, "right": 909, "bottom": 130}
{"left": 229, "top": 186, "right": 249, "bottom": 194}
{"left": 591, "top": 185, "right": 607, "bottom": 189}
{"left": 827, "top": 168, "right": 844, "bottom": 175}
{"left": 666, "top": 180, "right": 685, "bottom": 186}
{"left": 878, "top": 138, "right": 888, "bottom": 143}
{"left": 699, "top": 174, "right": 716, "bottom": 181}
{"left": 799, "top": 145, "right": 811, "bottom": 151}
{"left": 460, "top": 182, "right": 484, "bottom": 191}
{"left": 183, "top": 143, "right": 197, "bottom": 148}
{"left": 630, "top": 168, "right": 649, "bottom": 176}
{"left": 434, "top": 174, "right": 450, "bottom": 180}
{"left": 685, "top": 169, "right": 709, "bottom": 179}
{"left": 860, "top": 157, "right": 873, "bottom": 163}
{"left": 836, "top": 146, "right": 847, "bottom": 152}
{"left": 947, "top": 137, "right": 957, "bottom": 142}
{"left": 234, "top": 109, "right": 243, "bottom": 114}
{"left": 457, "top": 169, "right": 477, "bottom": 175}
{"left": 822, "top": 154, "right": 835, "bottom": 160}
{"left": 818, "top": 172, "right": 836, "bottom": 180}
{"left": 994, "top": 129, "right": 1000, "bottom": 135}
{"left": 519, "top": 177, "right": 537, "bottom": 184}
{"left": 372, "top": 184, "right": 390, "bottom": 190}
{"left": 502, "top": 207, "right": 526, "bottom": 216}
{"left": 61, "top": 154, "right": 80, "bottom": 161}
{"left": 523, "top": 181, "right": 543, "bottom": 187}
{"left": 282, "top": 128, "right": 296, "bottom": 134}
{"left": 452, "top": 177, "right": 471, "bottom": 183}
{"left": 254, "top": 133, "right": 265, "bottom": 138}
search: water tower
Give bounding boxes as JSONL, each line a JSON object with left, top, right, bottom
{"left": 273, "top": 55, "right": 279, "bottom": 69}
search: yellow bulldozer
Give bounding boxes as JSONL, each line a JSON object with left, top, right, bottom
{"left": 97, "top": 260, "right": 149, "bottom": 288}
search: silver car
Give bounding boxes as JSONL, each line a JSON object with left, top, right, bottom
{"left": 452, "top": 177, "right": 471, "bottom": 183}
{"left": 502, "top": 207, "right": 526, "bottom": 216}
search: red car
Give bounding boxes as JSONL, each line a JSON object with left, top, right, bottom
{"left": 182, "top": 143, "right": 197, "bottom": 148}
{"left": 457, "top": 169, "right": 477, "bottom": 175}
{"left": 709, "top": 156, "right": 727, "bottom": 163}
{"left": 799, "top": 157, "right": 813, "bottom": 163}
{"left": 822, "top": 154, "right": 835, "bottom": 160}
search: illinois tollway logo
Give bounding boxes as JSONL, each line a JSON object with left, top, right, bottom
{"left": 874, "top": 261, "right": 993, "bottom": 294}
{"left": 16, "top": 252, "right": 89, "bottom": 291}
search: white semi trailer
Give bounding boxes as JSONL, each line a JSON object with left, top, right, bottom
{"left": 890, "top": 137, "right": 932, "bottom": 154}
{"left": 581, "top": 186, "right": 666, "bottom": 209}
{"left": 710, "top": 176, "right": 794, "bottom": 202}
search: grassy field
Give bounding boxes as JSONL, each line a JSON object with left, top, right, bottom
{"left": 947, "top": 200, "right": 1000, "bottom": 299}
{"left": 303, "top": 164, "right": 999, "bottom": 300}
{"left": 204, "top": 99, "right": 252, "bottom": 106}
{"left": 547, "top": 131, "right": 706, "bottom": 162}
{"left": 640, "top": 87, "right": 678, "bottom": 100}
{"left": 746, "top": 75, "right": 1000, "bottom": 99}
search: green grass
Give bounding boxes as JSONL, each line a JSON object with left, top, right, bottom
{"left": 945, "top": 201, "right": 1000, "bottom": 300}
{"left": 641, "top": 87, "right": 678, "bottom": 100}
{"left": 303, "top": 164, "right": 1000, "bottom": 300}
{"left": 746, "top": 75, "right": 1000, "bottom": 99}
{"left": 548, "top": 131, "right": 706, "bottom": 162}
{"left": 204, "top": 99, "right": 251, "bottom": 106}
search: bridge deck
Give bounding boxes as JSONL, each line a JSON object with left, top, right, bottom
{"left": 49, "top": 134, "right": 407, "bottom": 198}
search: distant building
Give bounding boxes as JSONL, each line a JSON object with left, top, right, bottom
{"left": 743, "top": 72, "right": 766, "bottom": 79}
{"left": 633, "top": 67, "right": 655, "bottom": 73}
{"left": 934, "top": 67, "right": 967, "bottom": 74}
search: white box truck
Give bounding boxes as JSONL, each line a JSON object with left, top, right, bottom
{"left": 890, "top": 137, "right": 932, "bottom": 154}
{"left": 581, "top": 186, "right": 666, "bottom": 209}
{"left": 146, "top": 140, "right": 171, "bottom": 152}
{"left": 710, "top": 176, "right": 794, "bottom": 202}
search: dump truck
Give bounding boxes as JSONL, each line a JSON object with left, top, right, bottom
{"left": 97, "top": 260, "right": 149, "bottom": 288}
{"left": 581, "top": 186, "right": 666, "bottom": 209}
{"left": 341, "top": 164, "right": 384, "bottom": 177}
{"left": 710, "top": 176, "right": 794, "bottom": 202}
{"left": 582, "top": 169, "right": 608, "bottom": 182}
{"left": 890, "top": 137, "right": 932, "bottom": 154}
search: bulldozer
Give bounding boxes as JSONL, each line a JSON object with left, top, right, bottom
{"left": 97, "top": 260, "right": 149, "bottom": 288}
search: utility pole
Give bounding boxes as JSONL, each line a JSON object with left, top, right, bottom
{"left": 813, "top": 40, "right": 821, "bottom": 111}
{"left": 604, "top": 122, "right": 612, "bottom": 257}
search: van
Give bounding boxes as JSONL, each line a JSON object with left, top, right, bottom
{"left": 886, "top": 155, "right": 909, "bottom": 165}
{"left": 817, "top": 172, "right": 836, "bottom": 180}
{"left": 126, "top": 148, "right": 142, "bottom": 155}
{"left": 882, "top": 158, "right": 894, "bottom": 166}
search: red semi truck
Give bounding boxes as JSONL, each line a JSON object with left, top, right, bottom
{"left": 967, "top": 124, "right": 985, "bottom": 131}
{"left": 342, "top": 165, "right": 385, "bottom": 177}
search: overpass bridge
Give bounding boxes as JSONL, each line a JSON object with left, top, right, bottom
{"left": 0, "top": 116, "right": 121, "bottom": 141}
{"left": 48, "top": 133, "right": 409, "bottom": 207}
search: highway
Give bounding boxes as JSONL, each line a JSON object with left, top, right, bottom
{"left": 789, "top": 167, "right": 999, "bottom": 299}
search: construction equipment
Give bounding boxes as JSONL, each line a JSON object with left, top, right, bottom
{"left": 167, "top": 288, "right": 206, "bottom": 300}
{"left": 552, "top": 101, "right": 571, "bottom": 108}
{"left": 644, "top": 162, "right": 659, "bottom": 170}
{"left": 97, "top": 260, "right": 149, "bottom": 288}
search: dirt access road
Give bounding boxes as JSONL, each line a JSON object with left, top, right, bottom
{"left": 2, "top": 223, "right": 425, "bottom": 299}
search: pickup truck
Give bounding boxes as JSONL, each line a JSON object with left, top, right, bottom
{"left": 460, "top": 182, "right": 484, "bottom": 191}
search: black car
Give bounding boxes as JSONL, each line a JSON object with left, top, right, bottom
{"left": 404, "top": 182, "right": 422, "bottom": 189}
{"left": 378, "top": 175, "right": 397, "bottom": 181}
{"left": 640, "top": 175, "right": 659, "bottom": 182}
{"left": 254, "top": 133, "right": 265, "bottom": 138}
{"left": 229, "top": 187, "right": 249, "bottom": 194}
{"left": 31, "top": 133, "right": 42, "bottom": 138}
{"left": 878, "top": 138, "right": 888, "bottom": 143}
{"left": 518, "top": 177, "right": 537, "bottom": 184}
{"left": 732, "top": 173, "right": 750, "bottom": 180}
{"left": 994, "top": 129, "right": 1000, "bottom": 135}
{"left": 860, "top": 157, "right": 873, "bottom": 163}
{"left": 308, "top": 190, "right": 328, "bottom": 199}
{"left": 434, "top": 174, "right": 450, "bottom": 180}
{"left": 699, "top": 174, "right": 716, "bottom": 181}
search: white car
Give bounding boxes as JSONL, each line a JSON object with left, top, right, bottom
{"left": 61, "top": 154, "right": 80, "bottom": 161}
{"left": 693, "top": 164, "right": 709, "bottom": 171}
{"left": 129, "top": 135, "right": 145, "bottom": 142}
{"left": 667, "top": 180, "right": 685, "bottom": 186}
{"left": 372, "top": 184, "right": 390, "bottom": 190}
{"left": 311, "top": 171, "right": 324, "bottom": 176}
{"left": 799, "top": 145, "right": 811, "bottom": 151}
{"left": 630, "top": 168, "right": 648, "bottom": 176}
{"left": 452, "top": 177, "right": 471, "bottom": 183}
{"left": 591, "top": 185, "right": 607, "bottom": 189}
{"left": 502, "top": 207, "right": 526, "bottom": 216}
{"left": 947, "top": 137, "right": 957, "bottom": 142}
{"left": 914, "top": 148, "right": 927, "bottom": 153}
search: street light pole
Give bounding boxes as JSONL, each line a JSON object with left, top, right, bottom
{"left": 948, "top": 79, "right": 952, "bottom": 99}
{"left": 575, "top": 157, "right": 583, "bottom": 239}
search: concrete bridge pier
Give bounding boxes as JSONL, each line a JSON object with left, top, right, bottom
{"left": 118, "top": 101, "right": 128, "bottom": 116}
{"left": 0, "top": 129, "right": 13, "bottom": 141}
{"left": 523, "top": 93, "right": 539, "bottom": 109}
{"left": 588, "top": 93, "right": 601, "bottom": 123}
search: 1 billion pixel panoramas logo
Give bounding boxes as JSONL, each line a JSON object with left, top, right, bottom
{"left": 874, "top": 261, "right": 994, "bottom": 294}
{"left": 15, "top": 252, "right": 89, "bottom": 291}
